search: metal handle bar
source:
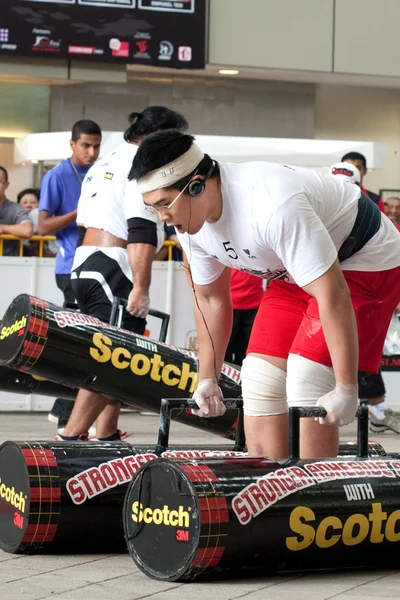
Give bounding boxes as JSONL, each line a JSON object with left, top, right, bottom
{"left": 289, "top": 405, "right": 369, "bottom": 460}
{"left": 156, "top": 397, "right": 245, "bottom": 454}
{"left": 110, "top": 297, "right": 170, "bottom": 343}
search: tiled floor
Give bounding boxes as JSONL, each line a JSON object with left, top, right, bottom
{"left": 0, "top": 412, "right": 400, "bottom": 600}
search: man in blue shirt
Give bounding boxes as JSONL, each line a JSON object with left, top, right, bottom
{"left": 38, "top": 119, "right": 102, "bottom": 430}
{"left": 39, "top": 119, "right": 102, "bottom": 303}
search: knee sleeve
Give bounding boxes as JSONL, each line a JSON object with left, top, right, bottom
{"left": 241, "top": 356, "right": 288, "bottom": 416}
{"left": 287, "top": 354, "right": 335, "bottom": 407}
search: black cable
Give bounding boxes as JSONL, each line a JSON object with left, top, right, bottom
{"left": 178, "top": 197, "right": 222, "bottom": 399}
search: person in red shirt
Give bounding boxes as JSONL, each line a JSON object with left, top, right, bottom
{"left": 225, "top": 270, "right": 264, "bottom": 365}
{"left": 385, "top": 196, "right": 400, "bottom": 231}
{"left": 329, "top": 161, "right": 400, "bottom": 434}
{"left": 341, "top": 151, "right": 386, "bottom": 213}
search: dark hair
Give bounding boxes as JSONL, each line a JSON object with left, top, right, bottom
{"left": 71, "top": 120, "right": 102, "bottom": 142}
{"left": 129, "top": 130, "right": 219, "bottom": 191}
{"left": 341, "top": 152, "right": 367, "bottom": 170}
{"left": 17, "top": 188, "right": 40, "bottom": 204}
{"left": 123, "top": 106, "right": 188, "bottom": 143}
{"left": 0, "top": 166, "right": 8, "bottom": 182}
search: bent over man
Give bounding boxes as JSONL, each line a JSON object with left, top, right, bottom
{"left": 56, "top": 107, "right": 188, "bottom": 441}
{"left": 129, "top": 130, "right": 400, "bottom": 459}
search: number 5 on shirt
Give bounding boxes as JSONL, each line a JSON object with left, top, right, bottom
{"left": 223, "top": 241, "right": 238, "bottom": 260}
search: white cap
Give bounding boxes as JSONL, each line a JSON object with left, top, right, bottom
{"left": 328, "top": 162, "right": 361, "bottom": 184}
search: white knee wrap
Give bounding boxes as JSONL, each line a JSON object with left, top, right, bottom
{"left": 241, "top": 356, "right": 287, "bottom": 417}
{"left": 287, "top": 354, "right": 335, "bottom": 407}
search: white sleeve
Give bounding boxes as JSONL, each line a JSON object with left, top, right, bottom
{"left": 177, "top": 232, "right": 226, "bottom": 285}
{"left": 265, "top": 194, "right": 338, "bottom": 288}
{"left": 123, "top": 178, "right": 164, "bottom": 252}
{"left": 76, "top": 191, "right": 87, "bottom": 226}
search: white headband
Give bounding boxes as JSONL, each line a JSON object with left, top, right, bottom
{"left": 137, "top": 143, "right": 204, "bottom": 194}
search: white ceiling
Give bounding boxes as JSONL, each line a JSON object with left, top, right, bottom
{"left": 1, "top": 59, "right": 400, "bottom": 90}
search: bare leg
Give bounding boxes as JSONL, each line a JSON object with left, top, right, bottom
{"left": 62, "top": 389, "right": 109, "bottom": 436}
{"left": 245, "top": 414, "right": 289, "bottom": 458}
{"left": 300, "top": 419, "right": 339, "bottom": 459}
{"left": 96, "top": 402, "right": 122, "bottom": 438}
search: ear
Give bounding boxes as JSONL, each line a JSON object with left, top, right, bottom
{"left": 70, "top": 140, "right": 75, "bottom": 151}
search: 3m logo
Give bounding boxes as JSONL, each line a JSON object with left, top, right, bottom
{"left": 176, "top": 529, "right": 189, "bottom": 542}
{"left": 14, "top": 512, "right": 24, "bottom": 530}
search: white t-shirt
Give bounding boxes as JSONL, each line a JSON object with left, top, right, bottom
{"left": 73, "top": 142, "right": 164, "bottom": 279}
{"left": 178, "top": 162, "right": 400, "bottom": 287}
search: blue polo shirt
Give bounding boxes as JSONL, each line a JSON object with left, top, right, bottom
{"left": 39, "top": 159, "right": 90, "bottom": 274}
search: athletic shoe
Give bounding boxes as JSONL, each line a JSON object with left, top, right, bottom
{"left": 54, "top": 432, "right": 89, "bottom": 442}
{"left": 369, "top": 409, "right": 400, "bottom": 434}
{"left": 57, "top": 424, "right": 96, "bottom": 436}
{"left": 90, "top": 430, "right": 130, "bottom": 442}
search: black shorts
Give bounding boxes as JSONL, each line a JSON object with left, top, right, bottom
{"left": 55, "top": 274, "right": 76, "bottom": 307}
{"left": 225, "top": 308, "right": 258, "bottom": 366}
{"left": 358, "top": 369, "right": 386, "bottom": 400}
{"left": 71, "top": 251, "right": 145, "bottom": 335}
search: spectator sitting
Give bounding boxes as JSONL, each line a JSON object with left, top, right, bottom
{"left": 17, "top": 188, "right": 39, "bottom": 213}
{"left": 385, "top": 196, "right": 400, "bottom": 231}
{"left": 17, "top": 188, "right": 57, "bottom": 257}
{"left": 17, "top": 187, "right": 40, "bottom": 230}
{"left": 0, "top": 166, "right": 33, "bottom": 256}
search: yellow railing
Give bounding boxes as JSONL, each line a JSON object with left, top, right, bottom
{"left": 0, "top": 235, "right": 178, "bottom": 260}
{"left": 0, "top": 234, "right": 57, "bottom": 258}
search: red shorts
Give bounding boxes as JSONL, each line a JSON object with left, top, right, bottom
{"left": 247, "top": 267, "right": 400, "bottom": 373}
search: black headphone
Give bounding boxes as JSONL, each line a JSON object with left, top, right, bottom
{"left": 188, "top": 161, "right": 216, "bottom": 197}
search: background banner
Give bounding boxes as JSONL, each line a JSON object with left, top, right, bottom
{"left": 0, "top": 0, "right": 205, "bottom": 68}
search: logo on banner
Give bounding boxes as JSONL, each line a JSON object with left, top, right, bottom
{"left": 33, "top": 35, "right": 61, "bottom": 53}
{"left": 0, "top": 28, "right": 16, "bottom": 51}
{"left": 68, "top": 45, "right": 104, "bottom": 56}
{"left": 0, "top": 29, "right": 9, "bottom": 43}
{"left": 109, "top": 38, "right": 130, "bottom": 58}
{"left": 135, "top": 40, "right": 150, "bottom": 58}
{"left": 178, "top": 46, "right": 192, "bottom": 61}
{"left": 158, "top": 40, "right": 173, "bottom": 61}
